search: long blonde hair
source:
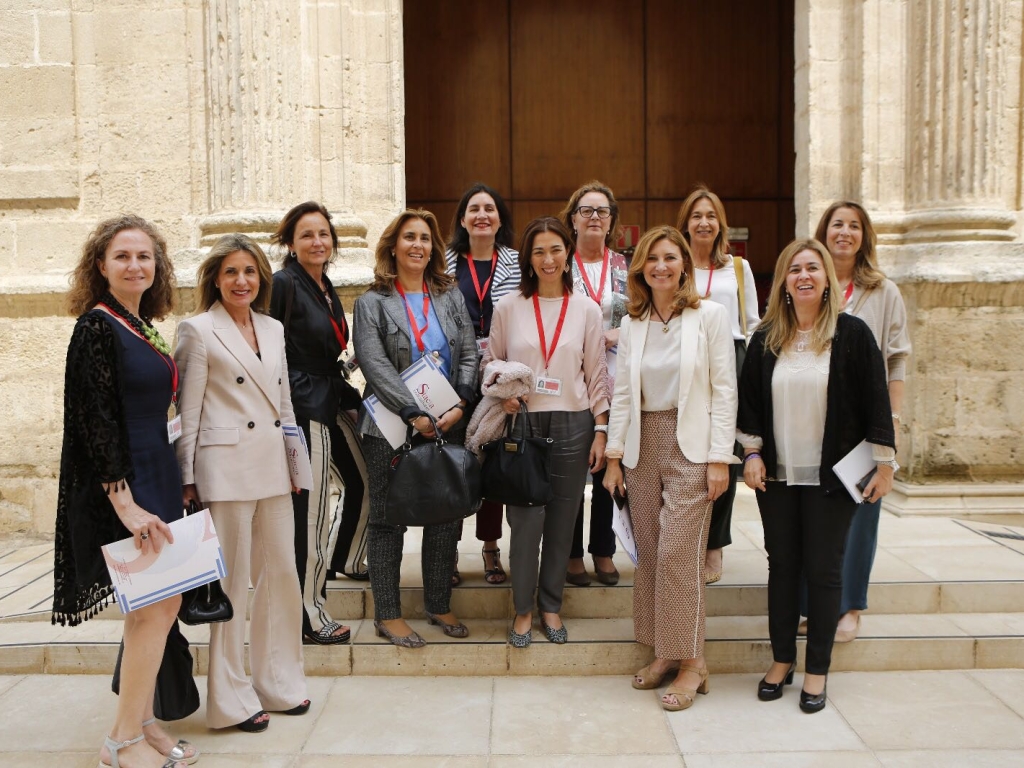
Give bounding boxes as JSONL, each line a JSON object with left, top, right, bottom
{"left": 761, "top": 239, "right": 841, "bottom": 356}
{"left": 625, "top": 226, "right": 701, "bottom": 319}
{"left": 814, "top": 201, "right": 885, "bottom": 291}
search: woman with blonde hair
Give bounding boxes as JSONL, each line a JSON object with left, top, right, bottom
{"left": 352, "top": 209, "right": 478, "bottom": 647}
{"left": 809, "top": 201, "right": 911, "bottom": 643}
{"left": 54, "top": 214, "right": 193, "bottom": 767}
{"left": 603, "top": 225, "right": 737, "bottom": 710}
{"left": 739, "top": 239, "right": 895, "bottom": 713}
{"left": 176, "top": 234, "right": 309, "bottom": 732}
{"left": 558, "top": 180, "right": 629, "bottom": 586}
{"left": 676, "top": 186, "right": 760, "bottom": 583}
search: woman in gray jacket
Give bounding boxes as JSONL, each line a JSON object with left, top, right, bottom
{"left": 352, "top": 208, "right": 478, "bottom": 647}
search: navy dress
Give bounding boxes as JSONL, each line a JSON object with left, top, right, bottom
{"left": 108, "top": 316, "right": 183, "bottom": 524}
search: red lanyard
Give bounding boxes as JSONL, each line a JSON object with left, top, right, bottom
{"left": 575, "top": 248, "right": 609, "bottom": 305}
{"left": 466, "top": 251, "right": 498, "bottom": 333}
{"left": 321, "top": 290, "right": 348, "bottom": 352}
{"left": 532, "top": 291, "right": 570, "bottom": 373}
{"left": 702, "top": 263, "right": 715, "bottom": 298}
{"left": 395, "top": 281, "right": 431, "bottom": 355}
{"left": 842, "top": 280, "right": 855, "bottom": 307}
{"left": 99, "top": 304, "right": 178, "bottom": 406}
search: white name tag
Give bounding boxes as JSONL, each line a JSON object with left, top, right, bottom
{"left": 167, "top": 415, "right": 182, "bottom": 444}
{"left": 476, "top": 337, "right": 490, "bottom": 355}
{"left": 535, "top": 376, "right": 562, "bottom": 396}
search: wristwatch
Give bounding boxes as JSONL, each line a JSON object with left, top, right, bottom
{"left": 878, "top": 458, "right": 899, "bottom": 471}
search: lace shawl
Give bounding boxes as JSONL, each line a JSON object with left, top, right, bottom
{"left": 52, "top": 311, "right": 135, "bottom": 626}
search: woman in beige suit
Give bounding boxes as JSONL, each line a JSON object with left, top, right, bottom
{"left": 604, "top": 225, "right": 737, "bottom": 711}
{"left": 175, "top": 234, "right": 309, "bottom": 732}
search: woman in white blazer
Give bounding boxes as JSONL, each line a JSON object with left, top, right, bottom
{"left": 175, "top": 234, "right": 309, "bottom": 733}
{"left": 603, "top": 225, "right": 737, "bottom": 712}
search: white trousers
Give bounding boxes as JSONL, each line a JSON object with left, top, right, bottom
{"left": 206, "top": 495, "right": 307, "bottom": 728}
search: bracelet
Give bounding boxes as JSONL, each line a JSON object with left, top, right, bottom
{"left": 892, "top": 413, "right": 901, "bottom": 422}
{"left": 593, "top": 424, "right": 608, "bottom": 434}
{"left": 743, "top": 452, "right": 762, "bottom": 463}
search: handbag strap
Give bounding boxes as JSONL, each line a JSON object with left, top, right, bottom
{"left": 505, "top": 399, "right": 534, "bottom": 439}
{"left": 403, "top": 410, "right": 444, "bottom": 447}
{"left": 733, "top": 255, "right": 748, "bottom": 339}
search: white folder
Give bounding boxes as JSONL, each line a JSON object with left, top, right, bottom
{"left": 363, "top": 355, "right": 461, "bottom": 449}
{"left": 832, "top": 439, "right": 876, "bottom": 504}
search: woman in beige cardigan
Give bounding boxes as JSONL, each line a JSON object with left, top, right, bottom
{"left": 175, "top": 234, "right": 309, "bottom": 733}
{"left": 604, "top": 225, "right": 737, "bottom": 711}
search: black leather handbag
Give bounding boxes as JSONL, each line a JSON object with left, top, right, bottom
{"left": 385, "top": 412, "right": 482, "bottom": 526}
{"left": 177, "top": 501, "right": 234, "bottom": 626}
{"left": 479, "top": 401, "right": 555, "bottom": 507}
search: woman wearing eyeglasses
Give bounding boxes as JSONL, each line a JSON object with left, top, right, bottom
{"left": 559, "top": 181, "right": 629, "bottom": 587}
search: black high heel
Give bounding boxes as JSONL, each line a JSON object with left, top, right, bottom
{"left": 757, "top": 662, "right": 796, "bottom": 701}
{"left": 800, "top": 681, "right": 827, "bottom": 713}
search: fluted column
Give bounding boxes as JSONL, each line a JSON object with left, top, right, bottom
{"left": 903, "top": 0, "right": 1018, "bottom": 241}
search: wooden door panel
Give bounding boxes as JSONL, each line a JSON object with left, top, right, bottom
{"left": 404, "top": 0, "right": 511, "bottom": 202}
{"left": 510, "top": 0, "right": 645, "bottom": 200}
{"left": 646, "top": 0, "right": 781, "bottom": 199}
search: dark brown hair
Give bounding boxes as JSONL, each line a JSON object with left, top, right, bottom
{"left": 446, "top": 182, "right": 516, "bottom": 254}
{"left": 196, "top": 234, "right": 274, "bottom": 314}
{"left": 516, "top": 217, "right": 575, "bottom": 298}
{"left": 273, "top": 201, "right": 339, "bottom": 270}
{"left": 66, "top": 214, "right": 175, "bottom": 321}
{"left": 371, "top": 209, "right": 454, "bottom": 293}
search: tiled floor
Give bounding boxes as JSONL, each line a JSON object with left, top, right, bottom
{"left": 2, "top": 671, "right": 1024, "bottom": 766}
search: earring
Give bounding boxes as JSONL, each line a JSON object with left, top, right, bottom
{"left": 529, "top": 267, "right": 535, "bottom": 278}
{"left": 564, "top": 264, "right": 570, "bottom": 273}
{"left": 785, "top": 291, "right": 793, "bottom": 305}
{"left": 822, "top": 287, "right": 830, "bottom": 303}
{"left": 289, "top": 251, "right": 297, "bottom": 259}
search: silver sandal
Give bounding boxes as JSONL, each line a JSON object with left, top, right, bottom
{"left": 100, "top": 733, "right": 186, "bottom": 768}
{"left": 143, "top": 717, "right": 200, "bottom": 765}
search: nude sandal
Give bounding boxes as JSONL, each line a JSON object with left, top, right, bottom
{"left": 661, "top": 664, "right": 710, "bottom": 711}
{"left": 631, "top": 662, "right": 680, "bottom": 690}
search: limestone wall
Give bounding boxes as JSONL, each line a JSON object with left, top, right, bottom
{"left": 0, "top": 0, "right": 404, "bottom": 534}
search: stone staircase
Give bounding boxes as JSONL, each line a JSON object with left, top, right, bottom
{"left": 3, "top": 490, "right": 1023, "bottom": 677}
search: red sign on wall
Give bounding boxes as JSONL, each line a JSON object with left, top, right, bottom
{"left": 616, "top": 225, "right": 640, "bottom": 251}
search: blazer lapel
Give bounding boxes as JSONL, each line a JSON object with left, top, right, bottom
{"left": 381, "top": 290, "right": 413, "bottom": 344}
{"left": 676, "top": 307, "right": 700, "bottom": 409}
{"left": 631, "top": 313, "right": 650, "bottom": 400}
{"left": 211, "top": 303, "right": 275, "bottom": 409}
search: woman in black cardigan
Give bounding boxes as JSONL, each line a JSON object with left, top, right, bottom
{"left": 738, "top": 238, "right": 895, "bottom": 714}
{"left": 270, "top": 201, "right": 368, "bottom": 646}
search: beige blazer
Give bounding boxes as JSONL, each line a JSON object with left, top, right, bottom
{"left": 607, "top": 301, "right": 738, "bottom": 468}
{"left": 174, "top": 301, "right": 296, "bottom": 502}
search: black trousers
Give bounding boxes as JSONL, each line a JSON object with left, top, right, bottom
{"left": 756, "top": 482, "right": 857, "bottom": 675}
{"left": 706, "top": 461, "right": 739, "bottom": 549}
{"left": 570, "top": 466, "right": 617, "bottom": 559}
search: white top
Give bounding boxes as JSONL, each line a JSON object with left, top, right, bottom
{"left": 772, "top": 334, "right": 830, "bottom": 485}
{"left": 583, "top": 260, "right": 615, "bottom": 328}
{"left": 639, "top": 314, "right": 682, "bottom": 412}
{"left": 694, "top": 258, "right": 760, "bottom": 341}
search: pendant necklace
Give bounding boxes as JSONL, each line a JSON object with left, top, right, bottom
{"left": 651, "top": 305, "right": 676, "bottom": 333}
{"left": 795, "top": 328, "right": 812, "bottom": 352}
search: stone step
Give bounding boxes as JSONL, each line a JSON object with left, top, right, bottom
{"left": 7, "top": 578, "right": 1024, "bottom": 625}
{"left": 3, "top": 612, "right": 1022, "bottom": 677}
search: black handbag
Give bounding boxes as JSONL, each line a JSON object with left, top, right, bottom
{"left": 479, "top": 401, "right": 554, "bottom": 507}
{"left": 384, "top": 412, "right": 482, "bottom": 526}
{"left": 112, "top": 620, "right": 200, "bottom": 721}
{"left": 177, "top": 501, "right": 234, "bottom": 626}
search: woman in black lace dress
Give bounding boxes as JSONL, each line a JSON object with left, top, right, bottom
{"left": 53, "top": 215, "right": 194, "bottom": 768}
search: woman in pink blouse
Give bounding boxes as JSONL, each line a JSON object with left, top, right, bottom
{"left": 488, "top": 217, "right": 610, "bottom": 647}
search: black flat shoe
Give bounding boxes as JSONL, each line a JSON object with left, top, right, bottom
{"left": 757, "top": 663, "right": 796, "bottom": 701}
{"left": 799, "top": 683, "right": 827, "bottom": 713}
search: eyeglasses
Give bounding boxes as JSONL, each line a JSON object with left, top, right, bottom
{"left": 575, "top": 206, "right": 612, "bottom": 220}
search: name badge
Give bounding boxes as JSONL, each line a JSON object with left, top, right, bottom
{"left": 535, "top": 376, "right": 562, "bottom": 397}
{"left": 167, "top": 415, "right": 182, "bottom": 444}
{"left": 476, "top": 337, "right": 490, "bottom": 355}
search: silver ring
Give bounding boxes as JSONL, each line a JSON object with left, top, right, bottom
{"left": 140, "top": 532, "right": 150, "bottom": 540}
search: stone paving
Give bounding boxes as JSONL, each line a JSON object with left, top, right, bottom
{"left": 1, "top": 487, "right": 1023, "bottom": 765}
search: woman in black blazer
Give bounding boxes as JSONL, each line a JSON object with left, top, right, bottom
{"left": 738, "top": 238, "right": 895, "bottom": 713}
{"left": 270, "top": 201, "right": 367, "bottom": 646}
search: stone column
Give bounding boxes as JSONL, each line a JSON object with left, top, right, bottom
{"left": 198, "top": 0, "right": 369, "bottom": 260}
{"left": 902, "top": 0, "right": 1018, "bottom": 242}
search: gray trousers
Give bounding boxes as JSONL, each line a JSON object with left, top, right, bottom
{"left": 507, "top": 409, "right": 595, "bottom": 615}
{"left": 363, "top": 434, "right": 460, "bottom": 621}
